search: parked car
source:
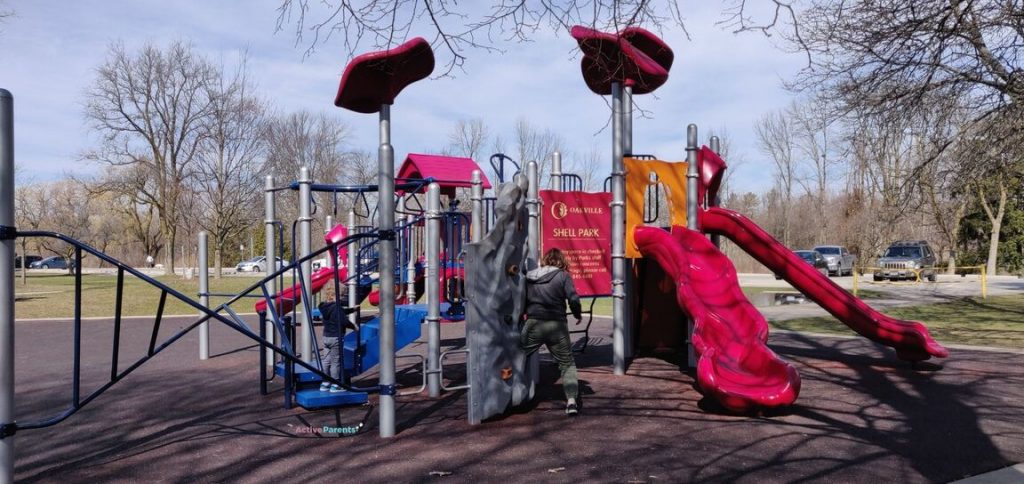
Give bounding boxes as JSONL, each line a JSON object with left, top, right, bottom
{"left": 813, "top": 245, "right": 857, "bottom": 277}
{"left": 29, "top": 256, "right": 74, "bottom": 270}
{"left": 15, "top": 255, "right": 41, "bottom": 269}
{"left": 874, "top": 240, "right": 937, "bottom": 282}
{"left": 776, "top": 250, "right": 830, "bottom": 279}
{"left": 235, "top": 256, "right": 284, "bottom": 273}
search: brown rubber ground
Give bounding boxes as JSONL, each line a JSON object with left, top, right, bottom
{"left": 10, "top": 313, "right": 1024, "bottom": 483}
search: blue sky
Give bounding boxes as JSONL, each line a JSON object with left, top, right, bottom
{"left": 0, "top": 1, "right": 805, "bottom": 194}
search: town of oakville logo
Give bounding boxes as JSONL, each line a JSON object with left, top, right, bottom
{"left": 551, "top": 201, "right": 569, "bottom": 220}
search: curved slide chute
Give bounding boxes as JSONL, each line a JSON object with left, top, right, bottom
{"left": 701, "top": 207, "right": 948, "bottom": 362}
{"left": 635, "top": 225, "right": 800, "bottom": 413}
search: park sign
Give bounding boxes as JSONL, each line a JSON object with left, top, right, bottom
{"left": 539, "top": 190, "right": 612, "bottom": 297}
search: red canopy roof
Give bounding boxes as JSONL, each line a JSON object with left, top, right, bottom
{"left": 396, "top": 153, "right": 492, "bottom": 195}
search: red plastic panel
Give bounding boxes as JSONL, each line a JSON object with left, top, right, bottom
{"left": 570, "top": 25, "right": 670, "bottom": 95}
{"left": 334, "top": 37, "right": 435, "bottom": 113}
{"left": 634, "top": 225, "right": 800, "bottom": 413}
{"left": 701, "top": 207, "right": 949, "bottom": 362}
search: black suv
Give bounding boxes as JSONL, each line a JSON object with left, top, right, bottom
{"left": 874, "top": 240, "right": 937, "bottom": 282}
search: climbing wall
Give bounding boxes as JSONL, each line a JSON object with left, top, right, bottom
{"left": 466, "top": 174, "right": 536, "bottom": 425}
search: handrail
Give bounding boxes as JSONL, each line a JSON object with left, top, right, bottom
{"left": 489, "top": 153, "right": 521, "bottom": 183}
{"left": 8, "top": 229, "right": 383, "bottom": 435}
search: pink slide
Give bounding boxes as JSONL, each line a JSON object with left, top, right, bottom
{"left": 254, "top": 224, "right": 350, "bottom": 314}
{"left": 254, "top": 266, "right": 347, "bottom": 315}
{"left": 634, "top": 225, "right": 800, "bottom": 413}
{"left": 701, "top": 207, "right": 948, "bottom": 362}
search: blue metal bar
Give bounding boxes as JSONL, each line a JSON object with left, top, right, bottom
{"left": 72, "top": 247, "right": 82, "bottom": 407}
{"left": 148, "top": 290, "right": 167, "bottom": 356}
{"left": 111, "top": 268, "right": 123, "bottom": 381}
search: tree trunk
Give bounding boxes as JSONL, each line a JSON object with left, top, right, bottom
{"left": 979, "top": 181, "right": 1008, "bottom": 277}
{"left": 20, "top": 239, "right": 27, "bottom": 286}
{"left": 163, "top": 223, "right": 177, "bottom": 276}
{"left": 214, "top": 245, "right": 223, "bottom": 279}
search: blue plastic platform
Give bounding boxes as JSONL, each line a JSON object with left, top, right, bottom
{"left": 400, "top": 303, "right": 464, "bottom": 322}
{"left": 294, "top": 387, "right": 368, "bottom": 409}
{"left": 274, "top": 361, "right": 325, "bottom": 383}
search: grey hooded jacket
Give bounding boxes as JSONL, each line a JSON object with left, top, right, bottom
{"left": 525, "top": 266, "right": 582, "bottom": 322}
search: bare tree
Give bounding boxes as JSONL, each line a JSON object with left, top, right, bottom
{"left": 778, "top": 1, "right": 1023, "bottom": 138}
{"left": 275, "top": 0, "right": 686, "bottom": 74}
{"left": 789, "top": 97, "right": 838, "bottom": 244}
{"left": 37, "top": 181, "right": 94, "bottom": 273}
{"left": 755, "top": 109, "right": 797, "bottom": 246}
{"left": 89, "top": 165, "right": 164, "bottom": 266}
{"left": 196, "top": 61, "right": 268, "bottom": 278}
{"left": 513, "top": 117, "right": 565, "bottom": 186}
{"left": 447, "top": 118, "right": 489, "bottom": 161}
{"left": 83, "top": 41, "right": 219, "bottom": 275}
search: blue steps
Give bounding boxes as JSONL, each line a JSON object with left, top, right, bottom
{"left": 295, "top": 387, "right": 368, "bottom": 408}
{"left": 275, "top": 305, "right": 428, "bottom": 409}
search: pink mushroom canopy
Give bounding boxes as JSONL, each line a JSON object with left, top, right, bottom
{"left": 334, "top": 37, "right": 435, "bottom": 113}
{"left": 570, "top": 25, "right": 674, "bottom": 95}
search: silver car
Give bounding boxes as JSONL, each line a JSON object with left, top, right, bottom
{"left": 874, "top": 240, "right": 937, "bottom": 282}
{"left": 813, "top": 245, "right": 856, "bottom": 277}
{"left": 235, "top": 256, "right": 284, "bottom": 273}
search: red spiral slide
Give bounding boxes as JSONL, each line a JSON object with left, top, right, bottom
{"left": 634, "top": 225, "right": 800, "bottom": 412}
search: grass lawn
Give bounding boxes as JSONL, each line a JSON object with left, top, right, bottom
{"left": 585, "top": 286, "right": 885, "bottom": 317}
{"left": 13, "top": 272, "right": 283, "bottom": 320}
{"left": 770, "top": 295, "right": 1024, "bottom": 349}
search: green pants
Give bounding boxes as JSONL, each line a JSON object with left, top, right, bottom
{"left": 520, "top": 318, "right": 578, "bottom": 401}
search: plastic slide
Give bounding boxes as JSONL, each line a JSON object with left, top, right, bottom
{"left": 634, "top": 225, "right": 800, "bottom": 413}
{"left": 254, "top": 266, "right": 348, "bottom": 315}
{"left": 701, "top": 206, "right": 948, "bottom": 362}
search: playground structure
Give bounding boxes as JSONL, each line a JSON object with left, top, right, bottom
{"left": 0, "top": 25, "right": 953, "bottom": 480}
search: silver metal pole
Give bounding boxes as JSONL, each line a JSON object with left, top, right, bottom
{"left": 425, "top": 183, "right": 442, "bottom": 397}
{"left": 0, "top": 88, "right": 16, "bottom": 483}
{"left": 325, "top": 215, "right": 334, "bottom": 235}
{"left": 264, "top": 175, "right": 277, "bottom": 364}
{"left": 709, "top": 136, "right": 722, "bottom": 249}
{"left": 198, "top": 231, "right": 210, "bottom": 360}
{"left": 405, "top": 197, "right": 416, "bottom": 302}
{"left": 623, "top": 86, "right": 633, "bottom": 156}
{"left": 610, "top": 82, "right": 627, "bottom": 375}
{"left": 685, "top": 124, "right": 699, "bottom": 369}
{"left": 551, "top": 151, "right": 562, "bottom": 191}
{"left": 347, "top": 210, "right": 358, "bottom": 328}
{"left": 298, "top": 166, "right": 313, "bottom": 363}
{"left": 378, "top": 104, "right": 397, "bottom": 438}
{"left": 470, "top": 170, "right": 483, "bottom": 243}
{"left": 622, "top": 85, "right": 634, "bottom": 360}
{"left": 526, "top": 161, "right": 540, "bottom": 270}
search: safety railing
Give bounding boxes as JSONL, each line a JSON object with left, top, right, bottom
{"left": 852, "top": 265, "right": 988, "bottom": 298}
{"left": 6, "top": 228, "right": 379, "bottom": 438}
{"left": 489, "top": 153, "right": 521, "bottom": 183}
{"left": 568, "top": 297, "right": 604, "bottom": 353}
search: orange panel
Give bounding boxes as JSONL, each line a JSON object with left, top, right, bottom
{"left": 624, "top": 157, "right": 688, "bottom": 258}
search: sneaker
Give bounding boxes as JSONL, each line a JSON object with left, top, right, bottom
{"left": 565, "top": 400, "right": 579, "bottom": 416}
{"left": 319, "top": 382, "right": 331, "bottom": 392}
{"left": 329, "top": 384, "right": 344, "bottom": 393}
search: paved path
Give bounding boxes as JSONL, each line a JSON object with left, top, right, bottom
{"left": 9, "top": 309, "right": 1024, "bottom": 482}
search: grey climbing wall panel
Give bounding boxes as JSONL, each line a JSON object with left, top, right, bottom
{"left": 466, "top": 175, "right": 536, "bottom": 425}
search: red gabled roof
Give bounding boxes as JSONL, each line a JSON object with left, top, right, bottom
{"left": 396, "top": 153, "right": 492, "bottom": 195}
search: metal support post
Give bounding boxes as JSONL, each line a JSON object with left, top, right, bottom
{"left": 405, "top": 197, "right": 416, "bottom": 302}
{"left": 326, "top": 215, "right": 334, "bottom": 235}
{"left": 551, "top": 151, "right": 562, "bottom": 190}
{"left": 298, "top": 166, "right": 313, "bottom": 363}
{"left": 610, "top": 82, "right": 628, "bottom": 375}
{"left": 347, "top": 210, "right": 358, "bottom": 328}
{"left": 709, "top": 136, "right": 722, "bottom": 248}
{"left": 622, "top": 84, "right": 634, "bottom": 360}
{"left": 198, "top": 231, "right": 210, "bottom": 360}
{"left": 526, "top": 161, "right": 540, "bottom": 270}
{"left": 685, "top": 124, "right": 699, "bottom": 368}
{"left": 264, "top": 175, "right": 277, "bottom": 365}
{"left": 425, "top": 183, "right": 442, "bottom": 397}
{"left": 470, "top": 170, "right": 483, "bottom": 243}
{"left": 377, "top": 104, "right": 397, "bottom": 438}
{"left": 1, "top": 88, "right": 16, "bottom": 483}
{"left": 623, "top": 86, "right": 633, "bottom": 156}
